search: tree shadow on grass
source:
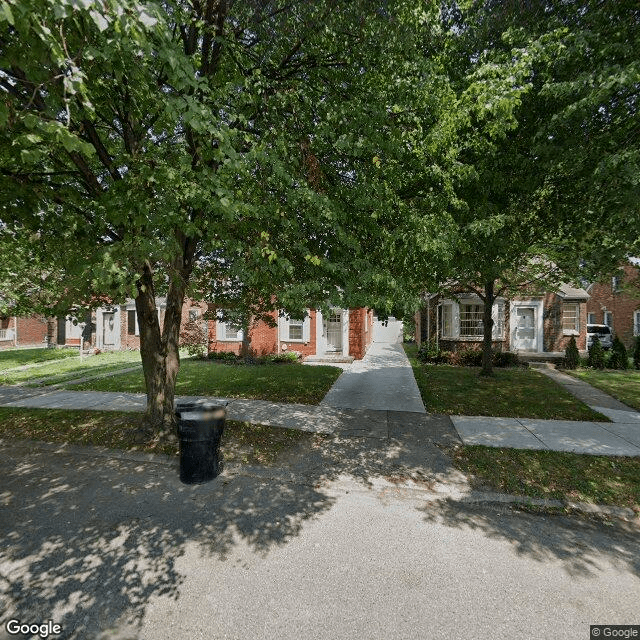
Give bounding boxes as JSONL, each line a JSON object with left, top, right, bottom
{"left": 1, "top": 411, "right": 639, "bottom": 638}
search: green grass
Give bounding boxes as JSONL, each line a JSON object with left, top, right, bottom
{"left": 446, "top": 444, "right": 640, "bottom": 511}
{"left": 568, "top": 368, "right": 640, "bottom": 412}
{"left": 67, "top": 359, "right": 343, "bottom": 404}
{"left": 0, "top": 350, "right": 142, "bottom": 385}
{"left": 0, "top": 347, "right": 79, "bottom": 370}
{"left": 0, "top": 407, "right": 309, "bottom": 465}
{"left": 404, "top": 344, "right": 607, "bottom": 420}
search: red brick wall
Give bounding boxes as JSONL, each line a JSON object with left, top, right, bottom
{"left": 542, "top": 293, "right": 587, "bottom": 351}
{"left": 208, "top": 312, "right": 280, "bottom": 356}
{"left": 586, "top": 264, "right": 640, "bottom": 350}
{"left": 348, "top": 308, "right": 373, "bottom": 359}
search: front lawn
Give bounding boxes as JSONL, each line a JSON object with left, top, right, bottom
{"left": 0, "top": 407, "right": 310, "bottom": 465}
{"left": 0, "top": 350, "right": 142, "bottom": 386}
{"left": 447, "top": 444, "right": 640, "bottom": 512}
{"left": 67, "top": 359, "right": 343, "bottom": 405}
{"left": 567, "top": 369, "right": 640, "bottom": 412}
{"left": 0, "top": 347, "right": 79, "bottom": 370}
{"left": 404, "top": 344, "right": 606, "bottom": 420}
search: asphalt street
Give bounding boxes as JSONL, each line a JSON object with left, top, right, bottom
{"left": 1, "top": 437, "right": 638, "bottom": 640}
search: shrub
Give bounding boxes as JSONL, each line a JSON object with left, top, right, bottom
{"left": 208, "top": 350, "right": 238, "bottom": 362}
{"left": 417, "top": 338, "right": 447, "bottom": 364}
{"left": 588, "top": 336, "right": 605, "bottom": 369}
{"left": 563, "top": 336, "right": 580, "bottom": 370}
{"left": 608, "top": 336, "right": 628, "bottom": 370}
{"left": 261, "top": 351, "right": 300, "bottom": 364}
{"left": 634, "top": 336, "right": 640, "bottom": 370}
{"left": 493, "top": 351, "right": 520, "bottom": 368}
{"left": 457, "top": 348, "right": 483, "bottom": 367}
{"left": 179, "top": 321, "right": 208, "bottom": 359}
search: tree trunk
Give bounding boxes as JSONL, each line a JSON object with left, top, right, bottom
{"left": 240, "top": 313, "right": 254, "bottom": 359}
{"left": 480, "top": 280, "right": 495, "bottom": 377}
{"left": 136, "top": 250, "right": 194, "bottom": 437}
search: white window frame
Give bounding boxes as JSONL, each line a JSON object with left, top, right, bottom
{"left": 604, "top": 311, "right": 613, "bottom": 329}
{"left": 188, "top": 308, "right": 200, "bottom": 322}
{"left": 492, "top": 300, "right": 505, "bottom": 339}
{"left": 440, "top": 302, "right": 455, "bottom": 338}
{"left": 562, "top": 303, "right": 580, "bottom": 335}
{"left": 459, "top": 302, "right": 484, "bottom": 338}
{"left": 279, "top": 311, "right": 311, "bottom": 343}
{"left": 587, "top": 312, "right": 596, "bottom": 324}
{"left": 634, "top": 310, "right": 640, "bottom": 337}
{"left": 216, "top": 311, "right": 243, "bottom": 342}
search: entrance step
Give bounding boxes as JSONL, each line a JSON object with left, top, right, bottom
{"left": 304, "top": 355, "right": 354, "bottom": 364}
{"left": 527, "top": 361, "right": 557, "bottom": 370}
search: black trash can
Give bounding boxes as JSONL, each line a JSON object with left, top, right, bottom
{"left": 175, "top": 401, "right": 227, "bottom": 485}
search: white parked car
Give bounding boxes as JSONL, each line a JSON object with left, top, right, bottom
{"left": 586, "top": 324, "right": 613, "bottom": 350}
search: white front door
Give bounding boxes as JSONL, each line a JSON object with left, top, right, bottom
{"left": 103, "top": 313, "right": 116, "bottom": 347}
{"left": 513, "top": 307, "right": 536, "bottom": 351}
{"left": 325, "top": 310, "right": 343, "bottom": 352}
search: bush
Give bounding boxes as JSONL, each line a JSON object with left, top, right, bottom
{"left": 493, "top": 351, "right": 520, "bottom": 368}
{"left": 208, "top": 350, "right": 238, "bottom": 362}
{"left": 417, "top": 338, "right": 448, "bottom": 364}
{"left": 260, "top": 351, "right": 300, "bottom": 364}
{"left": 179, "top": 321, "right": 208, "bottom": 359}
{"left": 588, "top": 336, "right": 605, "bottom": 369}
{"left": 634, "top": 336, "right": 640, "bottom": 371}
{"left": 563, "top": 336, "right": 580, "bottom": 370}
{"left": 457, "top": 348, "right": 483, "bottom": 367}
{"left": 608, "top": 336, "right": 628, "bottom": 370}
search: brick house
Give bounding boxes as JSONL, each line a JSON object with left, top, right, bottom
{"left": 209, "top": 307, "right": 374, "bottom": 360}
{"left": 416, "top": 283, "right": 590, "bottom": 354}
{"left": 93, "top": 299, "right": 209, "bottom": 350}
{"left": 586, "top": 259, "right": 640, "bottom": 350}
{"left": 0, "top": 315, "right": 50, "bottom": 349}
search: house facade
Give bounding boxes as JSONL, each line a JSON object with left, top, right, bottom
{"left": 0, "top": 315, "right": 51, "bottom": 350}
{"left": 416, "top": 284, "right": 590, "bottom": 354}
{"left": 586, "top": 259, "right": 640, "bottom": 350}
{"left": 208, "top": 307, "right": 374, "bottom": 360}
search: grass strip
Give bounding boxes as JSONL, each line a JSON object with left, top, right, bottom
{"left": 66, "top": 359, "right": 343, "bottom": 405}
{"left": 404, "top": 344, "right": 607, "bottom": 421}
{"left": 0, "top": 407, "right": 310, "bottom": 466}
{"left": 445, "top": 444, "right": 640, "bottom": 512}
{"left": 0, "top": 347, "right": 80, "bottom": 371}
{"left": 0, "top": 351, "right": 142, "bottom": 385}
{"left": 567, "top": 369, "right": 640, "bottom": 412}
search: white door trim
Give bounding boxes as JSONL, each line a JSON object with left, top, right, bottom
{"left": 510, "top": 300, "right": 544, "bottom": 353}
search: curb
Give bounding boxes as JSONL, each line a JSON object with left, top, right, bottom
{"left": 2, "top": 437, "right": 637, "bottom": 523}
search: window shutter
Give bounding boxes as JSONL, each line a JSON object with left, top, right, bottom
{"left": 279, "top": 314, "right": 289, "bottom": 341}
{"left": 303, "top": 314, "right": 311, "bottom": 342}
{"left": 217, "top": 321, "right": 224, "bottom": 340}
{"left": 452, "top": 303, "right": 460, "bottom": 338}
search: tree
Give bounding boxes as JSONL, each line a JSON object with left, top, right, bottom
{"left": 0, "top": 0, "right": 421, "bottom": 434}
{"left": 395, "top": 0, "right": 640, "bottom": 375}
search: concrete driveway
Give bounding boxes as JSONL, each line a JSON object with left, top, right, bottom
{"left": 321, "top": 339, "right": 426, "bottom": 414}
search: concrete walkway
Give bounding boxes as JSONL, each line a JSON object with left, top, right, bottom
{"left": 320, "top": 341, "right": 426, "bottom": 413}
{"left": 452, "top": 367, "right": 640, "bottom": 456}
{"left": 1, "top": 361, "right": 639, "bottom": 456}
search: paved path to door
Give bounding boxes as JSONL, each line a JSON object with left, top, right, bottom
{"left": 320, "top": 340, "right": 426, "bottom": 413}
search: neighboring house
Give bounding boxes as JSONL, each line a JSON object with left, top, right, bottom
{"left": 586, "top": 259, "right": 640, "bottom": 350}
{"left": 0, "top": 315, "right": 51, "bottom": 349}
{"left": 208, "top": 307, "right": 374, "bottom": 360}
{"left": 93, "top": 299, "right": 209, "bottom": 350}
{"left": 416, "top": 283, "right": 590, "bottom": 354}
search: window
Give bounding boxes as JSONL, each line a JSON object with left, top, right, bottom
{"left": 587, "top": 312, "right": 596, "bottom": 324}
{"left": 604, "top": 311, "right": 613, "bottom": 329}
{"left": 634, "top": 310, "right": 640, "bottom": 337}
{"left": 287, "top": 318, "right": 304, "bottom": 341}
{"left": 562, "top": 303, "right": 579, "bottom": 334}
{"left": 218, "top": 321, "right": 242, "bottom": 341}
{"left": 188, "top": 308, "right": 200, "bottom": 322}
{"left": 612, "top": 276, "right": 621, "bottom": 292}
{"left": 460, "top": 303, "right": 484, "bottom": 337}
{"left": 440, "top": 303, "right": 453, "bottom": 338}
{"left": 127, "top": 310, "right": 137, "bottom": 336}
{"left": 493, "top": 301, "right": 505, "bottom": 339}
